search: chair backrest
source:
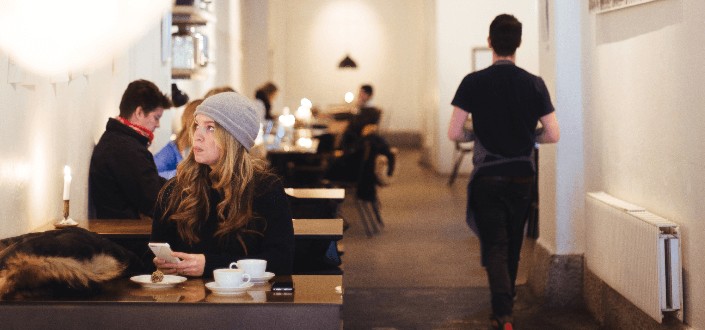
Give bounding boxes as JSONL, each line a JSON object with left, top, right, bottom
{"left": 355, "top": 134, "right": 395, "bottom": 201}
{"left": 374, "top": 146, "right": 399, "bottom": 187}
{"left": 374, "top": 154, "right": 392, "bottom": 186}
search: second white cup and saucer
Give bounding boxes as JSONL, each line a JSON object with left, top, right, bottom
{"left": 206, "top": 266, "right": 254, "bottom": 296}
{"left": 230, "top": 259, "right": 274, "bottom": 285}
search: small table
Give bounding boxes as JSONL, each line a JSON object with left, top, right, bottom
{"left": 36, "top": 218, "right": 342, "bottom": 241}
{"left": 35, "top": 219, "right": 344, "bottom": 275}
{"left": 286, "top": 188, "right": 345, "bottom": 220}
{"left": 292, "top": 219, "right": 343, "bottom": 240}
{"left": 0, "top": 275, "right": 342, "bottom": 330}
{"left": 285, "top": 188, "right": 345, "bottom": 200}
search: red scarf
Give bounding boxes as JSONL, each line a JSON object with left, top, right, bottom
{"left": 117, "top": 116, "right": 154, "bottom": 145}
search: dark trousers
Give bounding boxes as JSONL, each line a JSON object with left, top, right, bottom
{"left": 469, "top": 176, "right": 533, "bottom": 318}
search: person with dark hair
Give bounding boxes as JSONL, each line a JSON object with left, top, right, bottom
{"left": 254, "top": 82, "right": 278, "bottom": 120}
{"left": 338, "top": 106, "right": 381, "bottom": 153}
{"left": 357, "top": 84, "right": 374, "bottom": 109}
{"left": 151, "top": 92, "right": 295, "bottom": 277}
{"left": 90, "top": 79, "right": 172, "bottom": 219}
{"left": 448, "top": 14, "right": 560, "bottom": 330}
{"left": 326, "top": 106, "right": 395, "bottom": 185}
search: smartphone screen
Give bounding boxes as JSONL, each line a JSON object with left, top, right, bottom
{"left": 148, "top": 242, "right": 180, "bottom": 263}
{"left": 268, "top": 276, "right": 295, "bottom": 302}
{"left": 271, "top": 276, "right": 294, "bottom": 292}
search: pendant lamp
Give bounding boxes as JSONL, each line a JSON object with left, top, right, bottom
{"left": 338, "top": 54, "right": 357, "bottom": 69}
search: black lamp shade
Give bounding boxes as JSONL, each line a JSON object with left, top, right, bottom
{"left": 171, "top": 83, "right": 190, "bottom": 107}
{"left": 338, "top": 54, "right": 357, "bottom": 69}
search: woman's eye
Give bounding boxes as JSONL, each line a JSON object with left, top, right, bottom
{"left": 193, "top": 124, "right": 215, "bottom": 133}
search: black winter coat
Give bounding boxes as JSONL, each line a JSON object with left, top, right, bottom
{"left": 89, "top": 118, "right": 166, "bottom": 219}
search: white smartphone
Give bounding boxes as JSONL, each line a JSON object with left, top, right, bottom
{"left": 148, "top": 242, "right": 181, "bottom": 264}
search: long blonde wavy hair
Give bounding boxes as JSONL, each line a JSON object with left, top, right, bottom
{"left": 174, "top": 99, "right": 202, "bottom": 152}
{"left": 158, "top": 121, "right": 268, "bottom": 251}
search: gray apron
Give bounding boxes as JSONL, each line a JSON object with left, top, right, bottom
{"left": 465, "top": 136, "right": 535, "bottom": 236}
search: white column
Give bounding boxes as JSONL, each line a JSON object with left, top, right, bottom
{"left": 537, "top": 0, "right": 585, "bottom": 255}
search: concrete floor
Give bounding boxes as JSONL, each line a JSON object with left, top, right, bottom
{"left": 338, "top": 148, "right": 601, "bottom": 329}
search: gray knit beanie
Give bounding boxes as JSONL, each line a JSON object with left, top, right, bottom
{"left": 195, "top": 92, "right": 259, "bottom": 151}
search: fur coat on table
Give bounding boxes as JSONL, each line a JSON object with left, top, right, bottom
{"left": 0, "top": 227, "right": 144, "bottom": 300}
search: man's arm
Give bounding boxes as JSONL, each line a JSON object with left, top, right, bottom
{"left": 447, "top": 106, "right": 471, "bottom": 141}
{"left": 537, "top": 112, "right": 560, "bottom": 144}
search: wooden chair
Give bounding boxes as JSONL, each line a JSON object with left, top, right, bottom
{"left": 447, "top": 141, "right": 474, "bottom": 186}
{"left": 351, "top": 136, "right": 396, "bottom": 237}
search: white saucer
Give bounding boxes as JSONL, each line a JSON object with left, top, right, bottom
{"left": 250, "top": 272, "right": 275, "bottom": 284}
{"left": 130, "top": 275, "right": 187, "bottom": 289}
{"left": 205, "top": 281, "right": 254, "bottom": 295}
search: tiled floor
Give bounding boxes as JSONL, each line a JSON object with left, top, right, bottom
{"left": 339, "top": 148, "right": 601, "bottom": 329}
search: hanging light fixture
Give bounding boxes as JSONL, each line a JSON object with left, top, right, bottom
{"left": 338, "top": 54, "right": 357, "bottom": 69}
{"left": 337, "top": 0, "right": 357, "bottom": 70}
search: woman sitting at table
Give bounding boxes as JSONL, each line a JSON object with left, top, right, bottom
{"left": 151, "top": 92, "right": 295, "bottom": 277}
{"left": 153, "top": 99, "right": 202, "bottom": 179}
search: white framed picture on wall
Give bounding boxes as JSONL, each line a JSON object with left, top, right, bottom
{"left": 472, "top": 47, "right": 492, "bottom": 72}
{"left": 591, "top": 0, "right": 661, "bottom": 13}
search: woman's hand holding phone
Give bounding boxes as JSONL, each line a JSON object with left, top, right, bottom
{"left": 149, "top": 242, "right": 181, "bottom": 264}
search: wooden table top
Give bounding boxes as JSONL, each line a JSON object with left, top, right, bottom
{"left": 0, "top": 275, "right": 342, "bottom": 305}
{"left": 36, "top": 218, "right": 343, "bottom": 240}
{"left": 285, "top": 188, "right": 345, "bottom": 200}
{"left": 292, "top": 219, "right": 343, "bottom": 239}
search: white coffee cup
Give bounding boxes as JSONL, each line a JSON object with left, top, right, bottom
{"left": 230, "top": 259, "right": 267, "bottom": 278}
{"left": 213, "top": 268, "right": 251, "bottom": 288}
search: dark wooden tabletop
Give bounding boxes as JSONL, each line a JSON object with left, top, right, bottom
{"left": 36, "top": 218, "right": 343, "bottom": 241}
{"left": 1, "top": 275, "right": 342, "bottom": 305}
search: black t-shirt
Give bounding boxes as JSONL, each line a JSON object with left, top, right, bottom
{"left": 451, "top": 61, "right": 554, "bottom": 176}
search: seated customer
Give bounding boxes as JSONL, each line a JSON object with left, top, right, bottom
{"left": 326, "top": 107, "right": 394, "bottom": 184}
{"left": 154, "top": 99, "right": 203, "bottom": 179}
{"left": 338, "top": 106, "right": 382, "bottom": 153}
{"left": 151, "top": 92, "right": 295, "bottom": 277}
{"left": 254, "top": 81, "right": 278, "bottom": 121}
{"left": 89, "top": 79, "right": 172, "bottom": 219}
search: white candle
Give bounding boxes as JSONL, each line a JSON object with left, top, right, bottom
{"left": 63, "top": 166, "right": 72, "bottom": 200}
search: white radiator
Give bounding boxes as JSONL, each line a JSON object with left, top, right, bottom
{"left": 585, "top": 191, "right": 682, "bottom": 322}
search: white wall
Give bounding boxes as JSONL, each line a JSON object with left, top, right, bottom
{"left": 433, "top": 0, "right": 539, "bottom": 173}
{"left": 0, "top": 21, "right": 171, "bottom": 238}
{"left": 585, "top": 0, "right": 705, "bottom": 326}
{"left": 242, "top": 0, "right": 271, "bottom": 99}
{"left": 267, "top": 0, "right": 431, "bottom": 133}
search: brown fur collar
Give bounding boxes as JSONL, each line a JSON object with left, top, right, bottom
{"left": 0, "top": 227, "right": 144, "bottom": 300}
